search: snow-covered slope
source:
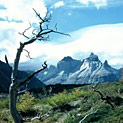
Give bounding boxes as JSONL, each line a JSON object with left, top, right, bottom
{"left": 37, "top": 53, "right": 121, "bottom": 85}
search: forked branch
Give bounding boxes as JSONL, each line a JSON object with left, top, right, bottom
{"left": 18, "top": 22, "right": 32, "bottom": 39}
{"left": 17, "top": 61, "right": 47, "bottom": 88}
{"left": 23, "top": 49, "right": 32, "bottom": 59}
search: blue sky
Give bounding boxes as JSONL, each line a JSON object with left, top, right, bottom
{"left": 0, "top": 0, "right": 123, "bottom": 70}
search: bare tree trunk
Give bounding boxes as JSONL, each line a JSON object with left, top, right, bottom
{"left": 8, "top": 8, "right": 69, "bottom": 122}
{"left": 9, "top": 83, "right": 23, "bottom": 123}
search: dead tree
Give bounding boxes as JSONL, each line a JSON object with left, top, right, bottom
{"left": 9, "top": 8, "right": 70, "bottom": 123}
{"left": 92, "top": 87, "right": 114, "bottom": 109}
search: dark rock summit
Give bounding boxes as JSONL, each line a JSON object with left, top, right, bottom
{"left": 0, "top": 60, "right": 45, "bottom": 93}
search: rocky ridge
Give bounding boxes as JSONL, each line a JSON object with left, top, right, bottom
{"left": 37, "top": 53, "right": 121, "bottom": 85}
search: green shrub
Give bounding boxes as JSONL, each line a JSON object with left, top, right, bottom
{"left": 45, "top": 90, "right": 70, "bottom": 107}
{"left": 17, "top": 92, "right": 35, "bottom": 113}
{"left": 0, "top": 110, "right": 13, "bottom": 122}
{"left": 70, "top": 88, "right": 91, "bottom": 100}
{"left": 0, "top": 98, "right": 9, "bottom": 109}
{"left": 63, "top": 110, "right": 82, "bottom": 123}
{"left": 40, "top": 89, "right": 90, "bottom": 108}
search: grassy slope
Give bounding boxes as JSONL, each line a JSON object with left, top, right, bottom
{"left": 0, "top": 80, "right": 123, "bottom": 123}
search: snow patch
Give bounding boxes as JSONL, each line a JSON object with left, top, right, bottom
{"left": 59, "top": 71, "right": 64, "bottom": 76}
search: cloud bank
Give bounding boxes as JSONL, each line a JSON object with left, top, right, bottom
{"left": 20, "top": 23, "right": 123, "bottom": 70}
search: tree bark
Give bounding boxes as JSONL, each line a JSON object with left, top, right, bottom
{"left": 9, "top": 83, "right": 23, "bottom": 123}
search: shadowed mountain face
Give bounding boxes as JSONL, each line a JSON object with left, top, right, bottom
{"left": 0, "top": 60, "right": 45, "bottom": 93}
{"left": 36, "top": 53, "right": 121, "bottom": 85}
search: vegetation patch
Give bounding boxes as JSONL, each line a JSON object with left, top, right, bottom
{"left": 0, "top": 81, "right": 123, "bottom": 122}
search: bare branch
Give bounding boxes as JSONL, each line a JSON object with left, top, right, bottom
{"left": 18, "top": 22, "right": 32, "bottom": 39}
{"left": 17, "top": 61, "right": 47, "bottom": 87}
{"left": 92, "top": 87, "right": 114, "bottom": 108}
{"left": 32, "top": 29, "right": 36, "bottom": 35}
{"left": 55, "top": 23, "right": 57, "bottom": 31}
{"left": 39, "top": 29, "right": 70, "bottom": 37}
{"left": 23, "top": 49, "right": 32, "bottom": 59}
{"left": 79, "top": 110, "right": 98, "bottom": 123}
{"left": 53, "top": 30, "right": 71, "bottom": 37}
{"left": 17, "top": 89, "right": 28, "bottom": 96}
{"left": 31, "top": 108, "right": 52, "bottom": 121}
{"left": 46, "top": 24, "right": 49, "bottom": 29}
{"left": 33, "top": 8, "right": 44, "bottom": 22}
{"left": 5, "top": 55, "right": 10, "bottom": 67}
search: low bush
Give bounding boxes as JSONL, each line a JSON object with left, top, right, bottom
{"left": 0, "top": 98, "right": 9, "bottom": 109}
{"left": 40, "top": 88, "right": 90, "bottom": 108}
{"left": 17, "top": 92, "right": 36, "bottom": 116}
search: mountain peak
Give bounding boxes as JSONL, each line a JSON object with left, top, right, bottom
{"left": 103, "top": 60, "right": 110, "bottom": 68}
{"left": 104, "top": 60, "right": 108, "bottom": 65}
{"left": 61, "top": 56, "right": 73, "bottom": 62}
{"left": 87, "top": 52, "right": 99, "bottom": 61}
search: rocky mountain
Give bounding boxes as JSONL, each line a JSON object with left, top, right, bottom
{"left": 0, "top": 60, "right": 45, "bottom": 93}
{"left": 37, "top": 53, "right": 121, "bottom": 85}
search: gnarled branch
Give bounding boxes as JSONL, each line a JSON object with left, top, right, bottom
{"left": 92, "top": 87, "right": 114, "bottom": 108}
{"left": 17, "top": 61, "right": 47, "bottom": 88}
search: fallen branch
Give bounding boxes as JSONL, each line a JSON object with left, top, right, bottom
{"left": 92, "top": 87, "right": 114, "bottom": 109}
{"left": 31, "top": 108, "right": 52, "bottom": 121}
{"left": 79, "top": 110, "right": 98, "bottom": 123}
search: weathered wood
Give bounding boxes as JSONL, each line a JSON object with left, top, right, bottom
{"left": 9, "top": 8, "right": 69, "bottom": 122}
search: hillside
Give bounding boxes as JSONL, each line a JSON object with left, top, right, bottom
{"left": 0, "top": 80, "right": 123, "bottom": 122}
{"left": 0, "top": 60, "right": 45, "bottom": 93}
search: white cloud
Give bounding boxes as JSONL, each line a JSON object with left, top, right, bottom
{"left": 53, "top": 1, "right": 64, "bottom": 8}
{"left": 109, "top": 58, "right": 123, "bottom": 66}
{"left": 0, "top": 0, "right": 47, "bottom": 22}
{"left": 0, "top": 0, "right": 47, "bottom": 62}
{"left": 77, "top": 0, "right": 107, "bottom": 9}
{"left": 68, "top": 12, "right": 72, "bottom": 16}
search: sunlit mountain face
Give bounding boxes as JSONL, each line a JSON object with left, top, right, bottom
{"left": 36, "top": 53, "right": 121, "bottom": 85}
